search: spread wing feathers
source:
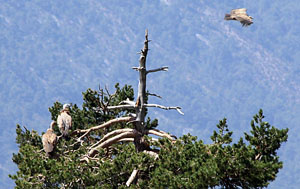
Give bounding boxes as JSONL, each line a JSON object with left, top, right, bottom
{"left": 57, "top": 112, "right": 72, "bottom": 137}
{"left": 42, "top": 129, "right": 57, "bottom": 156}
{"left": 224, "top": 8, "right": 253, "bottom": 26}
{"left": 231, "top": 8, "right": 247, "bottom": 15}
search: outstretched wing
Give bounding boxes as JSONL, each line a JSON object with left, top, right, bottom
{"left": 236, "top": 15, "right": 253, "bottom": 26}
{"left": 225, "top": 8, "right": 253, "bottom": 26}
{"left": 231, "top": 8, "right": 247, "bottom": 16}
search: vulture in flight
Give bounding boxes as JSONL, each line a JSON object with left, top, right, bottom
{"left": 224, "top": 8, "right": 253, "bottom": 27}
{"left": 57, "top": 104, "right": 72, "bottom": 138}
{"left": 42, "top": 121, "right": 57, "bottom": 157}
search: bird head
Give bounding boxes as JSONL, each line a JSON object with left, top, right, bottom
{"left": 63, "top": 104, "right": 71, "bottom": 111}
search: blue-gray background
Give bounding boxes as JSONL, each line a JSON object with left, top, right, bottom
{"left": 1, "top": 1, "right": 299, "bottom": 188}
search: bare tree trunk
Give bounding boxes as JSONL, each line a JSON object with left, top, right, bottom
{"left": 134, "top": 29, "right": 149, "bottom": 152}
{"left": 75, "top": 30, "right": 183, "bottom": 186}
{"left": 80, "top": 29, "right": 183, "bottom": 157}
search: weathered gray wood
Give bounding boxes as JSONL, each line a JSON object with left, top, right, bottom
{"left": 144, "top": 104, "right": 184, "bottom": 115}
{"left": 146, "top": 66, "right": 168, "bottom": 74}
{"left": 132, "top": 29, "right": 150, "bottom": 152}
{"left": 126, "top": 169, "right": 139, "bottom": 186}
{"left": 90, "top": 30, "right": 183, "bottom": 153}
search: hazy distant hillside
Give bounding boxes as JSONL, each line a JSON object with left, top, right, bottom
{"left": 1, "top": 1, "right": 299, "bottom": 188}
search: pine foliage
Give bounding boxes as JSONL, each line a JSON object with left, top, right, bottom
{"left": 10, "top": 85, "right": 288, "bottom": 188}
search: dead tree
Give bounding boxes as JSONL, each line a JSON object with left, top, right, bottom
{"left": 75, "top": 30, "right": 183, "bottom": 185}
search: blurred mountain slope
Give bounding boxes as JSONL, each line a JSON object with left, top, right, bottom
{"left": 0, "top": 1, "right": 299, "bottom": 188}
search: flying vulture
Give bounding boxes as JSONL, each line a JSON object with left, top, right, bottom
{"left": 42, "top": 121, "right": 57, "bottom": 157}
{"left": 57, "top": 104, "right": 72, "bottom": 138}
{"left": 224, "top": 8, "right": 253, "bottom": 27}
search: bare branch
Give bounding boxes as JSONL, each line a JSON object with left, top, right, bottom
{"left": 98, "top": 128, "right": 134, "bottom": 145}
{"left": 132, "top": 67, "right": 146, "bottom": 71}
{"left": 147, "top": 92, "right": 162, "bottom": 99}
{"left": 146, "top": 129, "right": 175, "bottom": 140}
{"left": 117, "top": 138, "right": 134, "bottom": 143}
{"left": 88, "top": 130, "right": 138, "bottom": 157}
{"left": 144, "top": 104, "right": 184, "bottom": 115}
{"left": 119, "top": 98, "right": 136, "bottom": 106}
{"left": 98, "top": 130, "right": 137, "bottom": 148}
{"left": 104, "top": 85, "right": 111, "bottom": 97}
{"left": 106, "top": 104, "right": 136, "bottom": 110}
{"left": 126, "top": 150, "right": 158, "bottom": 187}
{"left": 73, "top": 116, "right": 135, "bottom": 142}
{"left": 255, "top": 153, "right": 262, "bottom": 161}
{"left": 146, "top": 66, "right": 169, "bottom": 74}
{"left": 151, "top": 128, "right": 177, "bottom": 139}
{"left": 126, "top": 169, "right": 138, "bottom": 187}
{"left": 132, "top": 66, "right": 139, "bottom": 71}
{"left": 89, "top": 128, "right": 134, "bottom": 149}
{"left": 76, "top": 116, "right": 135, "bottom": 134}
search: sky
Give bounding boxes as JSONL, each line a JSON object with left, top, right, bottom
{"left": 1, "top": 0, "right": 299, "bottom": 188}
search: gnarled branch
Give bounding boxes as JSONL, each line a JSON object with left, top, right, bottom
{"left": 73, "top": 116, "right": 136, "bottom": 142}
{"left": 99, "top": 128, "right": 134, "bottom": 145}
{"left": 88, "top": 130, "right": 138, "bottom": 157}
{"left": 89, "top": 128, "right": 134, "bottom": 149}
{"left": 146, "top": 129, "right": 175, "bottom": 140}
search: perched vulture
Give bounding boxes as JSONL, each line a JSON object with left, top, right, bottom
{"left": 57, "top": 104, "right": 72, "bottom": 138}
{"left": 224, "top": 8, "right": 253, "bottom": 27}
{"left": 42, "top": 121, "right": 57, "bottom": 157}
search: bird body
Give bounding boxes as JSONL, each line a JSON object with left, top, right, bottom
{"left": 224, "top": 8, "right": 253, "bottom": 27}
{"left": 57, "top": 104, "right": 72, "bottom": 137}
{"left": 42, "top": 121, "right": 57, "bottom": 157}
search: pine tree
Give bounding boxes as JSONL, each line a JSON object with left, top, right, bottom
{"left": 10, "top": 31, "right": 288, "bottom": 188}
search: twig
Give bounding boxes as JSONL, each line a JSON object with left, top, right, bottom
{"left": 147, "top": 92, "right": 162, "bottom": 99}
